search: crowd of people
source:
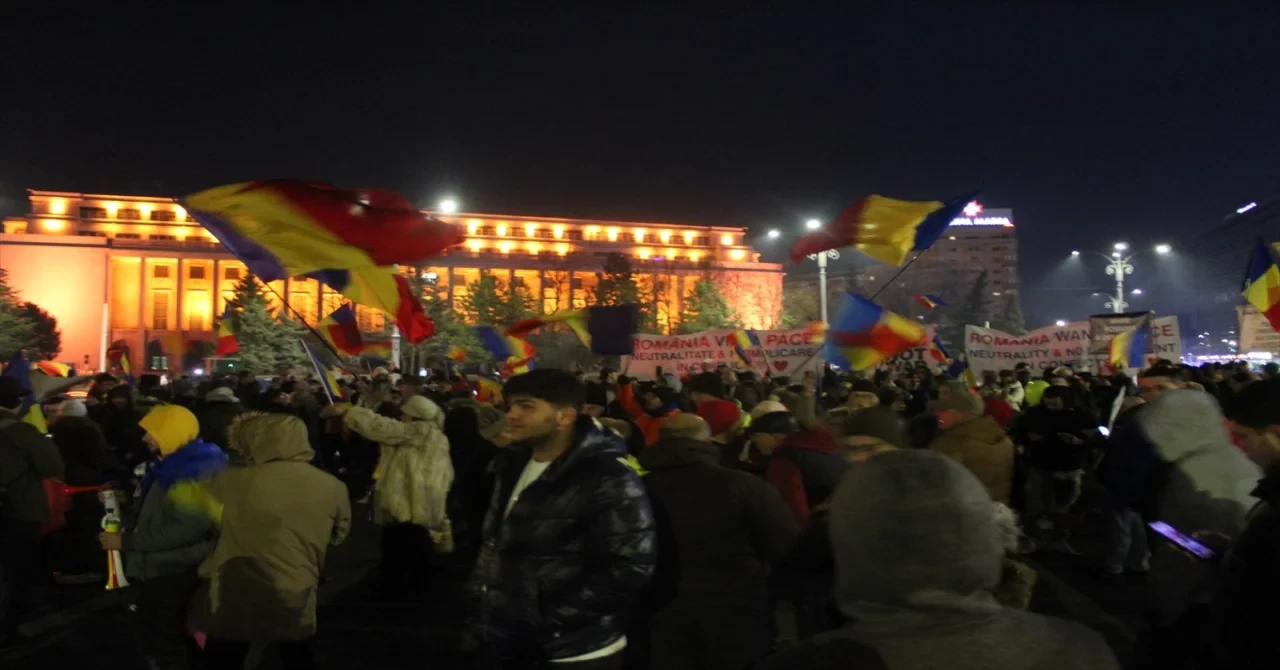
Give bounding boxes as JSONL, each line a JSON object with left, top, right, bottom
{"left": 0, "top": 356, "right": 1277, "bottom": 669}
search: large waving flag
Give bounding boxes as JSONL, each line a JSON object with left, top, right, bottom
{"left": 1109, "top": 313, "right": 1154, "bottom": 369}
{"left": 180, "top": 180, "right": 462, "bottom": 282}
{"left": 318, "top": 304, "right": 363, "bottom": 355}
{"left": 913, "top": 294, "right": 947, "bottom": 310}
{"left": 927, "top": 336, "right": 951, "bottom": 364}
{"left": 310, "top": 268, "right": 434, "bottom": 343}
{"left": 215, "top": 306, "right": 239, "bottom": 356}
{"left": 825, "top": 295, "right": 927, "bottom": 371}
{"left": 505, "top": 305, "right": 637, "bottom": 355}
{"left": 1242, "top": 239, "right": 1280, "bottom": 333}
{"left": 34, "top": 361, "right": 72, "bottom": 377}
{"left": 790, "top": 191, "right": 979, "bottom": 266}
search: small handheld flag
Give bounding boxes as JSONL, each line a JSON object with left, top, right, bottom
{"left": 301, "top": 339, "right": 345, "bottom": 403}
{"left": 1242, "top": 238, "right": 1280, "bottom": 333}
{"left": 1109, "top": 313, "right": 1154, "bottom": 370}
{"left": 825, "top": 295, "right": 927, "bottom": 371}
{"left": 215, "top": 306, "right": 239, "bottom": 356}
{"left": 913, "top": 294, "right": 947, "bottom": 310}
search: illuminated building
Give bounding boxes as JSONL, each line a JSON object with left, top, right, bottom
{"left": 0, "top": 190, "right": 783, "bottom": 372}
{"left": 785, "top": 201, "right": 1019, "bottom": 319}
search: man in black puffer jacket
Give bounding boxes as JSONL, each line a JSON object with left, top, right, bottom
{"left": 469, "top": 369, "right": 656, "bottom": 669}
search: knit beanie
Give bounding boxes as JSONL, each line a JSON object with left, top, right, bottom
{"left": 697, "top": 399, "right": 742, "bottom": 437}
{"left": 842, "top": 406, "right": 908, "bottom": 449}
{"left": 138, "top": 405, "right": 200, "bottom": 455}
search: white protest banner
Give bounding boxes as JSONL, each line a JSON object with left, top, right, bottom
{"left": 623, "top": 327, "right": 824, "bottom": 380}
{"left": 1238, "top": 305, "right": 1280, "bottom": 354}
{"left": 964, "top": 316, "right": 1181, "bottom": 378}
{"left": 877, "top": 325, "right": 939, "bottom": 369}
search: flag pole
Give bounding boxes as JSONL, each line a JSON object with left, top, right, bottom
{"left": 868, "top": 249, "right": 929, "bottom": 301}
{"left": 260, "top": 281, "right": 350, "bottom": 362}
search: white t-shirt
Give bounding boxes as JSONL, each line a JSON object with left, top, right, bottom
{"left": 503, "top": 457, "right": 628, "bottom": 663}
{"left": 504, "top": 458, "right": 551, "bottom": 517}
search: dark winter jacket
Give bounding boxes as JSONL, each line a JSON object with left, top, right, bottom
{"left": 468, "top": 416, "right": 656, "bottom": 663}
{"left": 195, "top": 398, "right": 243, "bottom": 451}
{"left": 0, "top": 414, "right": 65, "bottom": 522}
{"left": 638, "top": 436, "right": 798, "bottom": 607}
{"left": 1015, "top": 405, "right": 1095, "bottom": 472}
{"left": 50, "top": 416, "right": 117, "bottom": 486}
{"left": 1100, "top": 410, "right": 1157, "bottom": 513}
{"left": 765, "top": 429, "right": 847, "bottom": 530}
{"left": 1206, "top": 466, "right": 1280, "bottom": 667}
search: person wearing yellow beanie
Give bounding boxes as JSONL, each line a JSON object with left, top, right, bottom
{"left": 99, "top": 403, "right": 226, "bottom": 669}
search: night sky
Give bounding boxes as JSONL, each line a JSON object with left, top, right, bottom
{"left": 4, "top": 4, "right": 1278, "bottom": 327}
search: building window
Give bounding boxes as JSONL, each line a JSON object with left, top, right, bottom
{"left": 152, "top": 291, "right": 171, "bottom": 330}
{"left": 77, "top": 230, "right": 107, "bottom": 237}
{"left": 566, "top": 230, "right": 584, "bottom": 241}
{"left": 115, "top": 233, "right": 142, "bottom": 239}
{"left": 79, "top": 207, "right": 107, "bottom": 218}
{"left": 153, "top": 265, "right": 171, "bottom": 279}
{"left": 150, "top": 234, "right": 177, "bottom": 241}
{"left": 189, "top": 266, "right": 206, "bottom": 280}
{"left": 225, "top": 267, "right": 241, "bottom": 280}
{"left": 694, "top": 236, "right": 710, "bottom": 245}
{"left": 118, "top": 209, "right": 141, "bottom": 220}
{"left": 151, "top": 210, "right": 176, "bottom": 222}
{"left": 150, "top": 356, "right": 169, "bottom": 371}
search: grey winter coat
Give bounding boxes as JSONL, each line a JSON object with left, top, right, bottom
{"left": 122, "top": 477, "right": 216, "bottom": 579}
{"left": 0, "top": 414, "right": 64, "bottom": 523}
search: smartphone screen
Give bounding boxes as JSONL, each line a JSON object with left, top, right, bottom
{"left": 1149, "top": 521, "right": 1215, "bottom": 560}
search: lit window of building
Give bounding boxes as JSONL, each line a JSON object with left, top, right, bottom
{"left": 729, "top": 249, "right": 746, "bottom": 261}
{"left": 637, "top": 247, "right": 652, "bottom": 259}
{"left": 498, "top": 241, "right": 513, "bottom": 254}
{"left": 720, "top": 233, "right": 734, "bottom": 245}
{"left": 467, "top": 239, "right": 484, "bottom": 252}
{"left": 634, "top": 228, "right": 647, "bottom": 243}
{"left": 496, "top": 223, "right": 508, "bottom": 236}
{"left": 524, "top": 223, "right": 537, "bottom": 237}
{"left": 682, "top": 230, "right": 695, "bottom": 244}
{"left": 607, "top": 227, "right": 620, "bottom": 242}
{"left": 552, "top": 225, "right": 565, "bottom": 239}
{"left": 468, "top": 219, "right": 481, "bottom": 235}
{"left": 659, "top": 230, "right": 671, "bottom": 244}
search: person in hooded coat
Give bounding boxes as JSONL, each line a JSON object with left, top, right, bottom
{"left": 929, "top": 381, "right": 1015, "bottom": 506}
{"left": 757, "top": 450, "right": 1119, "bottom": 670}
{"left": 191, "top": 412, "right": 351, "bottom": 670}
{"left": 101, "top": 404, "right": 227, "bottom": 670}
{"left": 49, "top": 399, "right": 117, "bottom": 577}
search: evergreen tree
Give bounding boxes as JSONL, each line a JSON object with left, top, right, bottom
{"left": 460, "top": 273, "right": 536, "bottom": 328}
{"left": 224, "top": 274, "right": 307, "bottom": 373}
{"left": 595, "top": 253, "right": 642, "bottom": 306}
{"left": 0, "top": 269, "right": 35, "bottom": 359}
{"left": 940, "top": 270, "right": 990, "bottom": 347}
{"left": 992, "top": 294, "right": 1028, "bottom": 335}
{"left": 677, "top": 278, "right": 739, "bottom": 334}
{"left": 18, "top": 303, "right": 61, "bottom": 361}
{"left": 780, "top": 285, "right": 821, "bottom": 328}
{"left": 405, "top": 294, "right": 488, "bottom": 371}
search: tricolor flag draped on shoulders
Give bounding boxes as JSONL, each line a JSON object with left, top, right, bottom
{"left": 1242, "top": 238, "right": 1280, "bottom": 333}
{"left": 180, "top": 180, "right": 459, "bottom": 344}
{"left": 505, "top": 304, "right": 637, "bottom": 355}
{"left": 824, "top": 294, "right": 927, "bottom": 371}
{"left": 790, "top": 192, "right": 979, "bottom": 266}
{"left": 1109, "top": 313, "right": 1154, "bottom": 370}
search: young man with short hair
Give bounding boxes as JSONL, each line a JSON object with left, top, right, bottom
{"left": 469, "top": 369, "right": 655, "bottom": 669}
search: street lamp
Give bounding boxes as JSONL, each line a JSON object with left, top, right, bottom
{"left": 761, "top": 222, "right": 835, "bottom": 324}
{"left": 1069, "top": 243, "right": 1170, "bottom": 314}
{"left": 767, "top": 229, "right": 781, "bottom": 239}
{"left": 805, "top": 218, "right": 823, "bottom": 230}
{"left": 438, "top": 198, "right": 459, "bottom": 213}
{"left": 1055, "top": 320, "right": 1067, "bottom": 327}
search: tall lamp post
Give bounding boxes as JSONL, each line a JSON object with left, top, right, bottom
{"left": 1070, "top": 242, "right": 1171, "bottom": 314}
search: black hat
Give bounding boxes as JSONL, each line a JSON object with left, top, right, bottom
{"left": 747, "top": 411, "right": 799, "bottom": 436}
{"left": 0, "top": 377, "right": 27, "bottom": 409}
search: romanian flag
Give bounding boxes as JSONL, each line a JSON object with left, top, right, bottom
{"left": 1242, "top": 238, "right": 1280, "bottom": 333}
{"left": 180, "top": 180, "right": 462, "bottom": 282}
{"left": 446, "top": 345, "right": 467, "bottom": 362}
{"left": 824, "top": 294, "right": 927, "bottom": 371}
{"left": 730, "top": 329, "right": 760, "bottom": 367}
{"left": 120, "top": 351, "right": 134, "bottom": 386}
{"left": 1109, "top": 313, "right": 1154, "bottom": 370}
{"left": 476, "top": 326, "right": 536, "bottom": 374}
{"left": 913, "top": 294, "right": 947, "bottom": 310}
{"left": 300, "top": 339, "right": 345, "bottom": 402}
{"left": 472, "top": 376, "right": 503, "bottom": 404}
{"left": 318, "top": 305, "right": 364, "bottom": 355}
{"left": 505, "top": 305, "right": 637, "bottom": 355}
{"left": 927, "top": 336, "right": 951, "bottom": 364}
{"left": 157, "top": 332, "right": 186, "bottom": 361}
{"left": 806, "top": 320, "right": 828, "bottom": 346}
{"left": 215, "top": 306, "right": 239, "bottom": 357}
{"left": 310, "top": 268, "right": 434, "bottom": 343}
{"left": 790, "top": 192, "right": 979, "bottom": 266}
{"left": 357, "top": 341, "right": 394, "bottom": 359}
{"left": 2, "top": 353, "right": 47, "bottom": 433}
{"left": 34, "top": 361, "right": 72, "bottom": 377}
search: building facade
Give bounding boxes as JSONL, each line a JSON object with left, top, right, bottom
{"left": 786, "top": 201, "right": 1019, "bottom": 321}
{"left": 1, "top": 190, "right": 783, "bottom": 373}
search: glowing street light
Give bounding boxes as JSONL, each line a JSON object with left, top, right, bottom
{"left": 1131, "top": 288, "right": 1143, "bottom": 295}
{"left": 438, "top": 198, "right": 459, "bottom": 213}
{"left": 1112, "top": 252, "right": 1122, "bottom": 258}
{"left": 767, "top": 229, "right": 781, "bottom": 239}
{"left": 1071, "top": 250, "right": 1080, "bottom": 256}
{"left": 1114, "top": 242, "right": 1129, "bottom": 251}
{"left": 805, "top": 218, "right": 822, "bottom": 230}
{"left": 1055, "top": 320, "right": 1067, "bottom": 327}
{"left": 1155, "top": 243, "right": 1171, "bottom": 254}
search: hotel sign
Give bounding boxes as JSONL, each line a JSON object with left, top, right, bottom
{"left": 948, "top": 200, "right": 1014, "bottom": 227}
